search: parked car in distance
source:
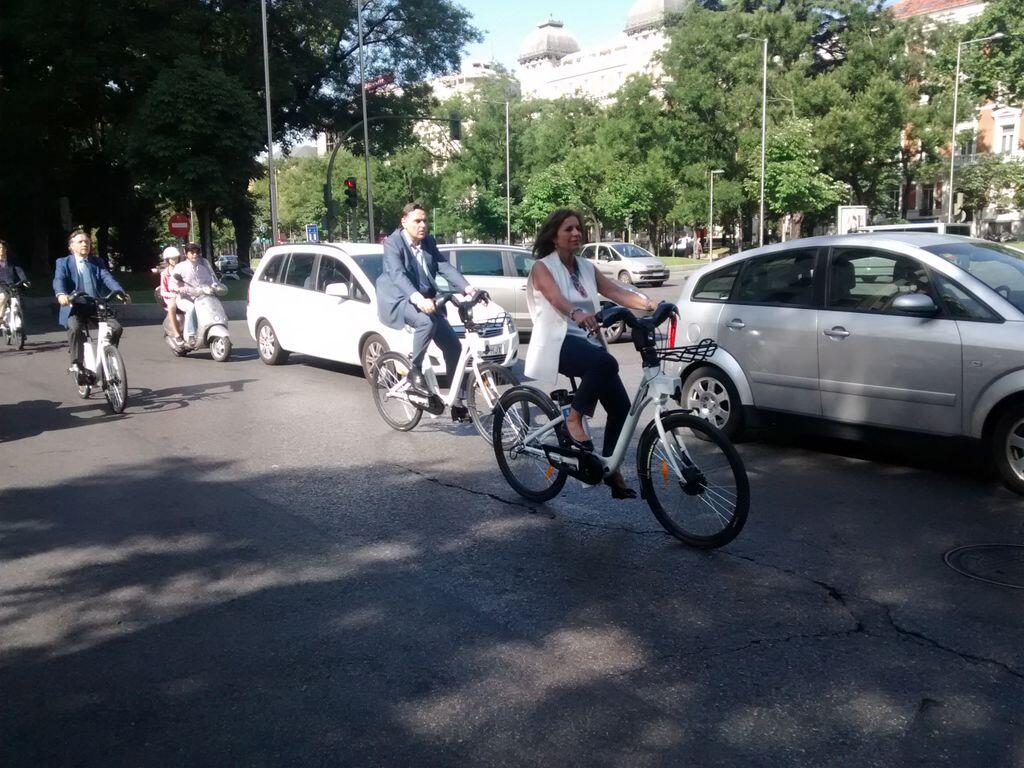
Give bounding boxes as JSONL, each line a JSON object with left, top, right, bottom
{"left": 215, "top": 254, "right": 239, "bottom": 272}
{"left": 580, "top": 242, "right": 669, "bottom": 286}
{"left": 673, "top": 231, "right": 1024, "bottom": 495}
{"left": 436, "top": 244, "right": 534, "bottom": 332}
{"left": 246, "top": 242, "right": 518, "bottom": 379}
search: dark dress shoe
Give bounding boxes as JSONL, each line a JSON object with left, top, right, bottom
{"left": 406, "top": 366, "right": 430, "bottom": 396}
{"left": 451, "top": 404, "right": 471, "bottom": 423}
{"left": 604, "top": 478, "right": 638, "bottom": 499}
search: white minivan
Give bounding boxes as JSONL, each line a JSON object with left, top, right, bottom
{"left": 246, "top": 242, "right": 518, "bottom": 378}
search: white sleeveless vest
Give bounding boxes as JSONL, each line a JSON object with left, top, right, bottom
{"left": 524, "top": 253, "right": 602, "bottom": 388}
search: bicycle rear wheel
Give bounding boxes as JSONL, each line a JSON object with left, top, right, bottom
{"left": 492, "top": 386, "right": 567, "bottom": 502}
{"left": 370, "top": 351, "right": 422, "bottom": 431}
{"left": 637, "top": 411, "right": 748, "bottom": 549}
{"left": 466, "top": 363, "right": 520, "bottom": 444}
{"left": 103, "top": 346, "right": 128, "bottom": 414}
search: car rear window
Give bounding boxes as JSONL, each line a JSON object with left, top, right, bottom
{"left": 691, "top": 263, "right": 739, "bottom": 302}
{"left": 283, "top": 253, "right": 317, "bottom": 289}
{"left": 258, "top": 254, "right": 286, "bottom": 283}
{"left": 455, "top": 249, "right": 504, "bottom": 277}
{"left": 735, "top": 250, "right": 817, "bottom": 306}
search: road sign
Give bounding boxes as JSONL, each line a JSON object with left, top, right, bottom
{"left": 168, "top": 213, "right": 190, "bottom": 238}
{"left": 306, "top": 224, "right": 319, "bottom": 243}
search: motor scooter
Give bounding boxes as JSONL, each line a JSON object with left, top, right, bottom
{"left": 163, "top": 282, "right": 232, "bottom": 361}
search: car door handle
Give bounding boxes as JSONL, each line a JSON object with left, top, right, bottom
{"left": 725, "top": 319, "right": 745, "bottom": 330}
{"left": 823, "top": 327, "right": 850, "bottom": 339}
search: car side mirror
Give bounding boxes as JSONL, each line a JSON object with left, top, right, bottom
{"left": 891, "top": 292, "right": 938, "bottom": 315}
{"left": 325, "top": 282, "right": 350, "bottom": 299}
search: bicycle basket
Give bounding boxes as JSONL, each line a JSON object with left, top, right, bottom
{"left": 655, "top": 338, "right": 718, "bottom": 364}
{"left": 470, "top": 312, "right": 513, "bottom": 338}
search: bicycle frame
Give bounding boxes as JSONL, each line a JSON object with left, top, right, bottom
{"left": 1, "top": 285, "right": 23, "bottom": 333}
{"left": 514, "top": 362, "right": 686, "bottom": 480}
{"left": 383, "top": 315, "right": 518, "bottom": 415}
{"left": 81, "top": 317, "right": 115, "bottom": 383}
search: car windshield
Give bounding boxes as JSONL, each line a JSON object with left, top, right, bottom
{"left": 611, "top": 244, "right": 654, "bottom": 259}
{"left": 351, "top": 253, "right": 383, "bottom": 285}
{"left": 924, "top": 242, "right": 1024, "bottom": 313}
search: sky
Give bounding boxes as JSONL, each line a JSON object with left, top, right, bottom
{"left": 456, "top": 0, "right": 637, "bottom": 73}
{"left": 454, "top": 0, "right": 903, "bottom": 73}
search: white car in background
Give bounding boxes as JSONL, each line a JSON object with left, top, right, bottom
{"left": 246, "top": 242, "right": 518, "bottom": 378}
{"left": 580, "top": 242, "right": 669, "bottom": 286}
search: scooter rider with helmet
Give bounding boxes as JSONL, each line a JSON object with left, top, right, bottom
{"left": 171, "top": 243, "right": 218, "bottom": 348}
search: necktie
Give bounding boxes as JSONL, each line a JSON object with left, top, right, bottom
{"left": 78, "top": 260, "right": 97, "bottom": 297}
{"left": 413, "top": 246, "right": 436, "bottom": 292}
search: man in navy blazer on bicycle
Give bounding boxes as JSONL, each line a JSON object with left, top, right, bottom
{"left": 376, "top": 203, "right": 482, "bottom": 413}
{"left": 53, "top": 229, "right": 129, "bottom": 383}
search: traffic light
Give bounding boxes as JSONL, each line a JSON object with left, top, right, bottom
{"left": 343, "top": 177, "right": 357, "bottom": 209}
{"left": 449, "top": 111, "right": 461, "bottom": 141}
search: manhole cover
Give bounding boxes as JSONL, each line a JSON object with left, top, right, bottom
{"left": 943, "top": 544, "right": 1024, "bottom": 589}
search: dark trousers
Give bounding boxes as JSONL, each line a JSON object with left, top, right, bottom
{"left": 67, "top": 308, "right": 122, "bottom": 366}
{"left": 402, "top": 301, "right": 462, "bottom": 381}
{"left": 558, "top": 334, "right": 631, "bottom": 457}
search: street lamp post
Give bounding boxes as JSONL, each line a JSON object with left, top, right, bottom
{"left": 948, "top": 32, "right": 1005, "bottom": 224}
{"left": 505, "top": 99, "right": 511, "bottom": 245}
{"left": 738, "top": 34, "right": 768, "bottom": 247}
{"left": 709, "top": 169, "right": 724, "bottom": 259}
{"left": 260, "top": 0, "right": 279, "bottom": 245}
{"left": 356, "top": 1, "right": 375, "bottom": 242}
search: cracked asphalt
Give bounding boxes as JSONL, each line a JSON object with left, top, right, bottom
{"left": 1, "top": 307, "right": 1022, "bottom": 767}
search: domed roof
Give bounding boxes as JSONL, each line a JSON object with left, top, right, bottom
{"left": 517, "top": 18, "right": 581, "bottom": 65}
{"left": 624, "top": 0, "right": 690, "bottom": 35}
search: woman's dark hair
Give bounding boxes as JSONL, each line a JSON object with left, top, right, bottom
{"left": 532, "top": 208, "right": 583, "bottom": 258}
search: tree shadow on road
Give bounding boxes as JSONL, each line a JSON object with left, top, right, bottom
{"left": 0, "top": 380, "right": 258, "bottom": 443}
{"left": 0, "top": 455, "right": 1020, "bottom": 766}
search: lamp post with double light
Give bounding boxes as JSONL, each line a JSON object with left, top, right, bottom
{"left": 947, "top": 32, "right": 1006, "bottom": 224}
{"left": 738, "top": 33, "right": 768, "bottom": 247}
{"left": 708, "top": 169, "right": 724, "bottom": 258}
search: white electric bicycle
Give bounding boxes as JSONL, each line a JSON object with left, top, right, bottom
{"left": 68, "top": 290, "right": 129, "bottom": 414}
{"left": 0, "top": 275, "right": 30, "bottom": 350}
{"left": 370, "top": 291, "right": 521, "bottom": 443}
{"left": 491, "top": 303, "right": 749, "bottom": 549}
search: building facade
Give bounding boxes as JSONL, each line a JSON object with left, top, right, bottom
{"left": 893, "top": 0, "right": 1023, "bottom": 238}
{"left": 515, "top": 0, "right": 689, "bottom": 103}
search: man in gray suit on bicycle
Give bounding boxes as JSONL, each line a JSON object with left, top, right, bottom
{"left": 376, "top": 203, "right": 481, "bottom": 414}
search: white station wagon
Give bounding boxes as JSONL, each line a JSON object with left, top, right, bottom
{"left": 247, "top": 242, "right": 519, "bottom": 378}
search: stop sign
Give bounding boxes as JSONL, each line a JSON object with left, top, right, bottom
{"left": 168, "top": 213, "right": 190, "bottom": 237}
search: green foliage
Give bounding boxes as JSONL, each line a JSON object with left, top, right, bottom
{"left": 964, "top": 0, "right": 1024, "bottom": 103}
{"left": 956, "top": 156, "right": 1024, "bottom": 219}
{"left": 755, "top": 118, "right": 848, "bottom": 215}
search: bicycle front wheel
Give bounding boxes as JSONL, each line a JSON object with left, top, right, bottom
{"left": 637, "top": 411, "right": 748, "bottom": 549}
{"left": 492, "top": 386, "right": 567, "bottom": 502}
{"left": 370, "top": 351, "right": 422, "bottom": 432}
{"left": 466, "top": 363, "right": 520, "bottom": 444}
{"left": 102, "top": 345, "right": 128, "bottom": 414}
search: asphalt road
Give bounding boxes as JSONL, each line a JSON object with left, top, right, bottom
{"left": 1, "top": 285, "right": 1022, "bottom": 767}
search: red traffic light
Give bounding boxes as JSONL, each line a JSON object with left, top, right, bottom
{"left": 344, "top": 179, "right": 356, "bottom": 190}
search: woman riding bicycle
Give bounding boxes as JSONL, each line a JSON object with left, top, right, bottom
{"left": 525, "top": 208, "right": 658, "bottom": 499}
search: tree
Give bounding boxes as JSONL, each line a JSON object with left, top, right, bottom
{"left": 756, "top": 118, "right": 848, "bottom": 239}
{"left": 955, "top": 156, "right": 1024, "bottom": 224}
{"left": 964, "top": 0, "right": 1024, "bottom": 104}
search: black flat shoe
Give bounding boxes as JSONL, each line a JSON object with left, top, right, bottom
{"left": 565, "top": 433, "right": 594, "bottom": 452}
{"left": 604, "top": 478, "right": 637, "bottom": 499}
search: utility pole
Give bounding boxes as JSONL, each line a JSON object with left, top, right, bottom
{"left": 357, "top": 2, "right": 375, "bottom": 242}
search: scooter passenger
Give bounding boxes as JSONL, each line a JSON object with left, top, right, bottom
{"left": 171, "top": 243, "right": 218, "bottom": 348}
{"left": 159, "top": 246, "right": 185, "bottom": 348}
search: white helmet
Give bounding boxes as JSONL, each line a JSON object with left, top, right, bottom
{"left": 161, "top": 246, "right": 182, "bottom": 261}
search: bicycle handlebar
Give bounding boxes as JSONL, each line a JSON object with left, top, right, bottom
{"left": 595, "top": 301, "right": 678, "bottom": 332}
{"left": 434, "top": 290, "right": 491, "bottom": 324}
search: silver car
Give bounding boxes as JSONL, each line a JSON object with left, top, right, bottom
{"left": 673, "top": 232, "right": 1024, "bottom": 495}
{"left": 437, "top": 244, "right": 535, "bottom": 331}
{"left": 581, "top": 242, "right": 669, "bottom": 287}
